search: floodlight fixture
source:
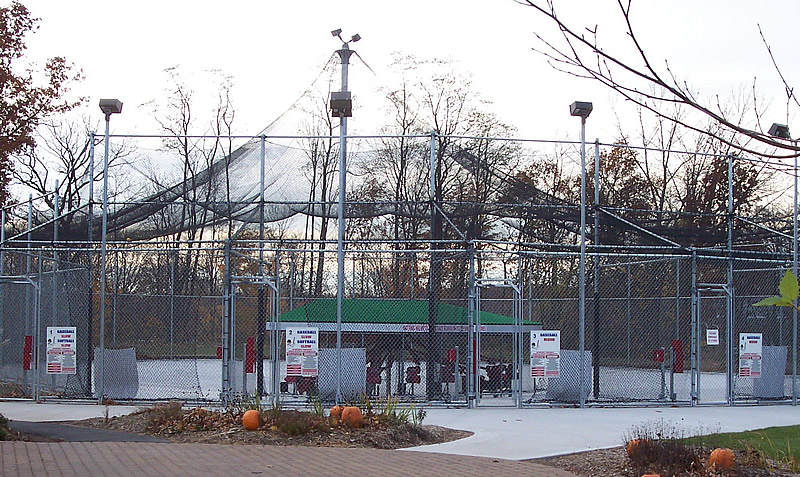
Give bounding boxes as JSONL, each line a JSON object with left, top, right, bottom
{"left": 99, "top": 98, "right": 123, "bottom": 117}
{"left": 331, "top": 28, "right": 342, "bottom": 37}
{"left": 769, "top": 123, "right": 791, "bottom": 139}
{"left": 350, "top": 33, "right": 361, "bottom": 42}
{"left": 330, "top": 91, "right": 352, "bottom": 117}
{"left": 570, "top": 101, "right": 593, "bottom": 119}
{"left": 570, "top": 98, "right": 593, "bottom": 408}
{"left": 97, "top": 96, "right": 122, "bottom": 404}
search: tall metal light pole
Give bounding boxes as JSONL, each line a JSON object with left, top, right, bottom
{"left": 768, "top": 122, "right": 796, "bottom": 406}
{"left": 570, "top": 100, "right": 593, "bottom": 408}
{"left": 330, "top": 29, "right": 359, "bottom": 404}
{"left": 98, "top": 98, "right": 122, "bottom": 404}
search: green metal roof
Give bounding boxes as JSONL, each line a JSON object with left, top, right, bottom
{"left": 279, "top": 298, "right": 541, "bottom": 326}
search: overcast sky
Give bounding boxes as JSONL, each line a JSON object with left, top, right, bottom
{"left": 19, "top": 0, "right": 800, "bottom": 144}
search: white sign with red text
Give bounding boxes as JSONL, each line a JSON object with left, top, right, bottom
{"left": 286, "top": 327, "right": 318, "bottom": 377}
{"left": 46, "top": 327, "right": 77, "bottom": 375}
{"left": 706, "top": 329, "right": 720, "bottom": 346}
{"left": 739, "top": 332, "right": 762, "bottom": 378}
{"left": 531, "top": 330, "right": 560, "bottom": 378}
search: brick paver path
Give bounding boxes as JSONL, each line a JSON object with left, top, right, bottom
{"left": 1, "top": 442, "right": 577, "bottom": 476}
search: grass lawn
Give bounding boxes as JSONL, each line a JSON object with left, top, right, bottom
{"left": 684, "top": 425, "right": 800, "bottom": 469}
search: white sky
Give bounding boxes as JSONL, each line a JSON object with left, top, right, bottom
{"left": 19, "top": 0, "right": 800, "bottom": 144}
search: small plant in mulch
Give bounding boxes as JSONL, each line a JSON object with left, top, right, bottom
{"left": 623, "top": 420, "right": 800, "bottom": 476}
{"left": 135, "top": 394, "right": 435, "bottom": 449}
{"left": 0, "top": 413, "right": 9, "bottom": 440}
{"left": 146, "top": 401, "right": 233, "bottom": 435}
{"left": 623, "top": 419, "right": 708, "bottom": 476}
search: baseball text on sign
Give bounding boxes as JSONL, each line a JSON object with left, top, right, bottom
{"left": 46, "top": 327, "right": 77, "bottom": 375}
{"left": 530, "top": 330, "right": 560, "bottom": 378}
{"left": 285, "top": 327, "right": 319, "bottom": 377}
{"left": 738, "top": 332, "right": 762, "bottom": 378}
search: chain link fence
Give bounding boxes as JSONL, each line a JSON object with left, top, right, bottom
{"left": 1, "top": 133, "right": 797, "bottom": 407}
{"left": 0, "top": 242, "right": 795, "bottom": 407}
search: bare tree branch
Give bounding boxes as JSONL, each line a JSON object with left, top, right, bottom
{"left": 518, "top": 0, "right": 800, "bottom": 158}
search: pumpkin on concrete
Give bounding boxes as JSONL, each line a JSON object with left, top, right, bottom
{"left": 708, "top": 447, "right": 735, "bottom": 470}
{"left": 242, "top": 409, "right": 261, "bottom": 431}
{"left": 341, "top": 406, "right": 363, "bottom": 428}
{"left": 329, "top": 405, "right": 344, "bottom": 421}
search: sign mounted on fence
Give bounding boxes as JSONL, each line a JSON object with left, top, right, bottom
{"left": 530, "top": 330, "right": 560, "bottom": 378}
{"left": 706, "top": 329, "right": 719, "bottom": 346}
{"left": 739, "top": 332, "right": 762, "bottom": 378}
{"left": 286, "top": 327, "right": 318, "bottom": 377}
{"left": 46, "top": 327, "right": 76, "bottom": 375}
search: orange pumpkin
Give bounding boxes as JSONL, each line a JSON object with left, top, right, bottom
{"left": 641, "top": 474, "right": 661, "bottom": 477}
{"left": 626, "top": 438, "right": 645, "bottom": 457}
{"left": 242, "top": 409, "right": 261, "bottom": 431}
{"left": 330, "top": 405, "right": 344, "bottom": 420}
{"left": 708, "top": 447, "right": 735, "bottom": 470}
{"left": 341, "top": 406, "right": 363, "bottom": 428}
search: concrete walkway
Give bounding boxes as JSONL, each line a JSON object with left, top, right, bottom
{"left": 0, "top": 442, "right": 575, "bottom": 477}
{"left": 3, "top": 400, "right": 800, "bottom": 476}
{"left": 414, "top": 405, "right": 800, "bottom": 459}
{"left": 9, "top": 421, "right": 167, "bottom": 443}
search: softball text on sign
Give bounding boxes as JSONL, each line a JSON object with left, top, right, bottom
{"left": 286, "top": 327, "right": 319, "bottom": 377}
{"left": 46, "top": 327, "right": 77, "bottom": 375}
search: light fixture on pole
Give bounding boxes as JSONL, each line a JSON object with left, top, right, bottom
{"left": 98, "top": 98, "right": 122, "bottom": 404}
{"left": 570, "top": 100, "right": 592, "bottom": 408}
{"left": 769, "top": 122, "right": 797, "bottom": 406}
{"left": 330, "top": 29, "right": 359, "bottom": 404}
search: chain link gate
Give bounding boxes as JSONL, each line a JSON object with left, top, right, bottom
{"left": 0, "top": 273, "right": 40, "bottom": 398}
{"left": 222, "top": 245, "right": 280, "bottom": 404}
{"left": 0, "top": 249, "right": 93, "bottom": 401}
{"left": 692, "top": 282, "right": 732, "bottom": 404}
{"left": 472, "top": 278, "right": 524, "bottom": 407}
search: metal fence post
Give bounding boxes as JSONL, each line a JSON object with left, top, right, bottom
{"left": 25, "top": 194, "right": 32, "bottom": 395}
{"left": 727, "top": 154, "right": 734, "bottom": 406}
{"left": 221, "top": 240, "right": 232, "bottom": 402}
{"left": 34, "top": 248, "right": 43, "bottom": 401}
{"left": 169, "top": 249, "right": 175, "bottom": 359}
{"left": 257, "top": 134, "right": 266, "bottom": 398}
{"left": 690, "top": 250, "right": 697, "bottom": 406}
{"left": 592, "top": 138, "right": 600, "bottom": 400}
{"left": 86, "top": 133, "right": 95, "bottom": 397}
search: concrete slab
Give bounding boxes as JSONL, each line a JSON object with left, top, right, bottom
{"left": 409, "top": 405, "right": 800, "bottom": 460}
{"left": 4, "top": 400, "right": 800, "bottom": 462}
{"left": 9, "top": 421, "right": 168, "bottom": 442}
{"left": 0, "top": 401, "right": 140, "bottom": 422}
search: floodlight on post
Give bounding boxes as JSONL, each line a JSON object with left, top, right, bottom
{"left": 769, "top": 121, "right": 797, "bottom": 406}
{"left": 570, "top": 101, "right": 593, "bottom": 119}
{"left": 331, "top": 30, "right": 359, "bottom": 404}
{"left": 99, "top": 98, "right": 123, "bottom": 118}
{"left": 97, "top": 98, "right": 122, "bottom": 404}
{"left": 769, "top": 123, "right": 791, "bottom": 139}
{"left": 571, "top": 100, "right": 592, "bottom": 408}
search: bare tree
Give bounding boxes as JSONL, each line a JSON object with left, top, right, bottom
{"left": 517, "top": 0, "right": 799, "bottom": 158}
{"left": 11, "top": 117, "right": 131, "bottom": 239}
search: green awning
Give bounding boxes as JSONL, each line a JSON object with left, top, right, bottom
{"left": 278, "top": 298, "right": 541, "bottom": 330}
